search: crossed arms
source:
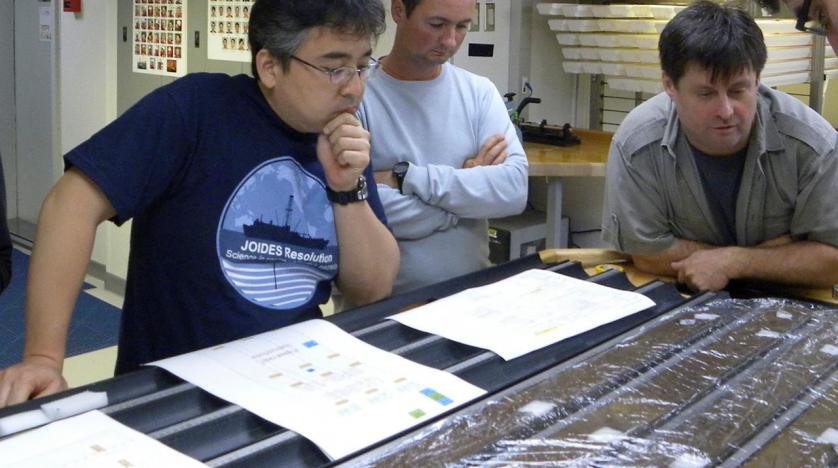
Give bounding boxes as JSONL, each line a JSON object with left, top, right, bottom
{"left": 633, "top": 235, "right": 838, "bottom": 291}
{"left": 373, "top": 133, "right": 528, "bottom": 240}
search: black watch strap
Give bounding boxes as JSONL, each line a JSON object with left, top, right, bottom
{"left": 326, "top": 175, "right": 368, "bottom": 205}
{"left": 392, "top": 161, "right": 409, "bottom": 194}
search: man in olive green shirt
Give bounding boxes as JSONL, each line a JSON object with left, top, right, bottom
{"left": 602, "top": 2, "right": 838, "bottom": 292}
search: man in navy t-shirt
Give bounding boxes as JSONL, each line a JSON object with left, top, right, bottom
{"left": 0, "top": 0, "right": 399, "bottom": 407}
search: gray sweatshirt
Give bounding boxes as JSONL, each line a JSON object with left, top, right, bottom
{"left": 359, "top": 63, "right": 528, "bottom": 294}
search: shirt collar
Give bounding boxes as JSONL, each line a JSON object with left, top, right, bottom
{"left": 755, "top": 84, "right": 784, "bottom": 154}
{"left": 660, "top": 95, "right": 680, "bottom": 160}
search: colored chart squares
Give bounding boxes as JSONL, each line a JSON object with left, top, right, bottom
{"left": 408, "top": 409, "right": 426, "bottom": 419}
{"left": 421, "top": 388, "right": 453, "bottom": 406}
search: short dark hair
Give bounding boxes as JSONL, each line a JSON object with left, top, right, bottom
{"left": 659, "top": 1, "right": 767, "bottom": 86}
{"left": 248, "top": 0, "right": 386, "bottom": 78}
{"left": 403, "top": 0, "right": 423, "bottom": 17}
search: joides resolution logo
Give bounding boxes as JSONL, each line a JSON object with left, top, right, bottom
{"left": 217, "top": 157, "right": 337, "bottom": 310}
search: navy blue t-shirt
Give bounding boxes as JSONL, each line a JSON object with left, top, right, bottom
{"left": 65, "top": 73, "right": 388, "bottom": 373}
{"left": 691, "top": 145, "right": 747, "bottom": 245}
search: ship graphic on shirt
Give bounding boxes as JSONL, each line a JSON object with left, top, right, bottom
{"left": 242, "top": 195, "right": 328, "bottom": 250}
{"left": 217, "top": 157, "right": 337, "bottom": 311}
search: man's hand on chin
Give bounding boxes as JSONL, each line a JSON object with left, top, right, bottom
{"left": 317, "top": 112, "right": 370, "bottom": 192}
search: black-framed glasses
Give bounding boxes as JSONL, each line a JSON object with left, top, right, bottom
{"left": 290, "top": 55, "right": 378, "bottom": 86}
{"left": 796, "top": 0, "right": 829, "bottom": 36}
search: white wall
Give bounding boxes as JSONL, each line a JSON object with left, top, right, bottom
{"left": 535, "top": 8, "right": 609, "bottom": 245}
{"left": 525, "top": 6, "right": 577, "bottom": 126}
{"left": 822, "top": 80, "right": 838, "bottom": 124}
{"left": 15, "top": 0, "right": 59, "bottom": 224}
{"left": 59, "top": 1, "right": 129, "bottom": 279}
{"left": 0, "top": 2, "right": 16, "bottom": 219}
{"left": 374, "top": 2, "right": 396, "bottom": 59}
{"left": 453, "top": 0, "right": 512, "bottom": 93}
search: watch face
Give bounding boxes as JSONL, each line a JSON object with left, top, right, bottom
{"left": 393, "top": 162, "right": 408, "bottom": 194}
{"left": 393, "top": 161, "right": 409, "bottom": 177}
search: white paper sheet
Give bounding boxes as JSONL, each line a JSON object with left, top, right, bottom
{"left": 0, "top": 390, "right": 108, "bottom": 437}
{"left": 151, "top": 319, "right": 486, "bottom": 460}
{"left": 0, "top": 410, "right": 205, "bottom": 467}
{"left": 389, "top": 269, "right": 657, "bottom": 360}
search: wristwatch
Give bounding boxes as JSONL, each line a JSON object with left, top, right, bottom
{"left": 392, "top": 161, "right": 409, "bottom": 194}
{"left": 326, "top": 175, "right": 368, "bottom": 205}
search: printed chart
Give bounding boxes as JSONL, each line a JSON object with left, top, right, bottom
{"left": 152, "top": 319, "right": 485, "bottom": 459}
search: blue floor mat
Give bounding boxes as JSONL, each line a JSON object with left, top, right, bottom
{"left": 0, "top": 249, "right": 121, "bottom": 368}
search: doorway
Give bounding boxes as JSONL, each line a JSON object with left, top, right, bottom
{"left": 2, "top": 0, "right": 59, "bottom": 244}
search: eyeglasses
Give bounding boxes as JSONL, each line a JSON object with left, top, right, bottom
{"left": 795, "top": 0, "right": 829, "bottom": 36}
{"left": 290, "top": 55, "right": 378, "bottom": 86}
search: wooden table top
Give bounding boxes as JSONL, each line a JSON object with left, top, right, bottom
{"left": 539, "top": 248, "right": 838, "bottom": 305}
{"left": 524, "top": 129, "right": 613, "bottom": 178}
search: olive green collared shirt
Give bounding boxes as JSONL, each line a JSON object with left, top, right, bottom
{"left": 602, "top": 85, "right": 838, "bottom": 255}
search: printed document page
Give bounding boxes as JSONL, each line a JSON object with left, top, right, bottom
{"left": 151, "top": 319, "right": 485, "bottom": 460}
{"left": 0, "top": 410, "right": 206, "bottom": 467}
{"left": 389, "top": 269, "right": 656, "bottom": 360}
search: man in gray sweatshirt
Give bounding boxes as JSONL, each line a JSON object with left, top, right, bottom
{"left": 360, "top": 0, "right": 528, "bottom": 294}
